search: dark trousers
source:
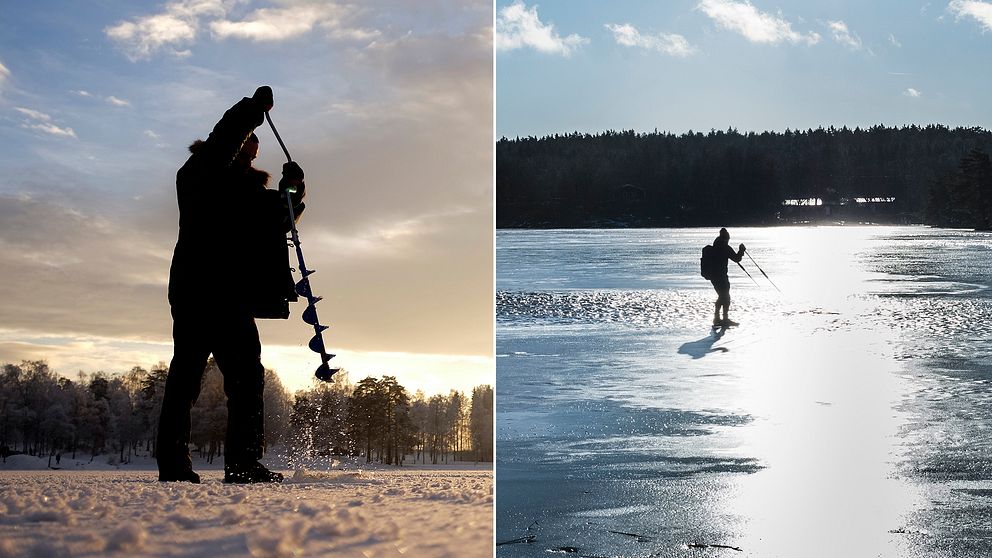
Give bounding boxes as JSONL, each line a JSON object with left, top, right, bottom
{"left": 156, "top": 305, "right": 265, "bottom": 471}
{"left": 711, "top": 276, "right": 731, "bottom": 315}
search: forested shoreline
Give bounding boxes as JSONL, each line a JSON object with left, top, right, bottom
{"left": 0, "top": 360, "right": 493, "bottom": 467}
{"left": 497, "top": 125, "right": 992, "bottom": 230}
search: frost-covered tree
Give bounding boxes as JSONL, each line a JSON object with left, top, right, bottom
{"left": 263, "top": 368, "right": 291, "bottom": 452}
{"left": 190, "top": 360, "right": 226, "bottom": 462}
{"left": 470, "top": 385, "right": 494, "bottom": 462}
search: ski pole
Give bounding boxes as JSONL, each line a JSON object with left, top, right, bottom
{"left": 737, "top": 261, "right": 760, "bottom": 287}
{"left": 265, "top": 111, "right": 339, "bottom": 382}
{"left": 745, "top": 251, "right": 781, "bottom": 292}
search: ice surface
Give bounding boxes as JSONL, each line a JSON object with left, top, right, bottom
{"left": 0, "top": 464, "right": 492, "bottom": 558}
{"left": 497, "top": 227, "right": 992, "bottom": 558}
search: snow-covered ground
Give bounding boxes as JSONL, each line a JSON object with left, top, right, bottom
{"left": 0, "top": 455, "right": 493, "bottom": 557}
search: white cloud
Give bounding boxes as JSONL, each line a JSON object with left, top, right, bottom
{"left": 904, "top": 88, "right": 922, "bottom": 97}
{"left": 0, "top": 60, "right": 10, "bottom": 84}
{"left": 104, "top": 0, "right": 229, "bottom": 60}
{"left": 14, "top": 107, "right": 77, "bottom": 138}
{"left": 697, "top": 0, "right": 820, "bottom": 45}
{"left": 210, "top": 3, "right": 374, "bottom": 42}
{"left": 72, "top": 89, "right": 93, "bottom": 97}
{"left": 144, "top": 129, "right": 161, "bottom": 139}
{"left": 107, "top": 0, "right": 378, "bottom": 59}
{"left": 495, "top": 0, "right": 588, "bottom": 56}
{"left": 605, "top": 23, "right": 695, "bottom": 56}
{"left": 15, "top": 107, "right": 51, "bottom": 121}
{"left": 106, "top": 95, "right": 131, "bottom": 107}
{"left": 827, "top": 20, "right": 862, "bottom": 49}
{"left": 23, "top": 122, "right": 78, "bottom": 138}
{"left": 888, "top": 33, "right": 902, "bottom": 47}
{"left": 948, "top": 0, "right": 992, "bottom": 30}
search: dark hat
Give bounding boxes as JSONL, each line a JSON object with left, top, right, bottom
{"left": 719, "top": 228, "right": 729, "bottom": 239}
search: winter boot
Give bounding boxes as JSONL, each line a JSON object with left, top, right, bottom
{"left": 158, "top": 468, "right": 201, "bottom": 483}
{"left": 224, "top": 461, "right": 284, "bottom": 484}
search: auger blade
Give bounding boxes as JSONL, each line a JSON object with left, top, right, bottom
{"left": 308, "top": 333, "right": 326, "bottom": 354}
{"left": 295, "top": 278, "right": 312, "bottom": 298}
{"left": 302, "top": 304, "right": 320, "bottom": 326}
{"left": 302, "top": 268, "right": 316, "bottom": 277}
{"left": 315, "top": 362, "right": 339, "bottom": 382}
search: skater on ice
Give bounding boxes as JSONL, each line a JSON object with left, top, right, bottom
{"left": 700, "top": 228, "right": 746, "bottom": 328}
{"left": 158, "top": 86, "right": 305, "bottom": 484}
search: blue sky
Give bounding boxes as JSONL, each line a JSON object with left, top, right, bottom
{"left": 496, "top": 0, "right": 992, "bottom": 138}
{"left": 0, "top": 1, "right": 493, "bottom": 394}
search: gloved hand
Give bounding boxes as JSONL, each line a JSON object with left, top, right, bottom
{"left": 253, "top": 86, "right": 273, "bottom": 112}
{"left": 282, "top": 161, "right": 304, "bottom": 182}
{"left": 279, "top": 162, "right": 305, "bottom": 198}
{"left": 739, "top": 243, "right": 746, "bottom": 253}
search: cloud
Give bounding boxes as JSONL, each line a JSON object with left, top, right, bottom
{"left": 107, "top": 0, "right": 379, "bottom": 59}
{"left": 827, "top": 20, "right": 862, "bottom": 49}
{"left": 14, "top": 107, "right": 77, "bottom": 138}
{"left": 904, "top": 88, "right": 922, "bottom": 97}
{"left": 73, "top": 89, "right": 131, "bottom": 106}
{"left": 23, "top": 123, "right": 78, "bottom": 138}
{"left": 104, "top": 0, "right": 229, "bottom": 60}
{"left": 0, "top": 60, "right": 10, "bottom": 85}
{"left": 605, "top": 23, "right": 695, "bottom": 56}
{"left": 210, "top": 3, "right": 376, "bottom": 42}
{"left": 888, "top": 33, "right": 902, "bottom": 47}
{"left": 144, "top": 129, "right": 161, "bottom": 139}
{"left": 697, "top": 0, "right": 820, "bottom": 45}
{"left": 948, "top": 0, "right": 992, "bottom": 30}
{"left": 495, "top": 0, "right": 588, "bottom": 56}
{"left": 14, "top": 107, "right": 51, "bottom": 121}
{"left": 0, "top": 194, "right": 172, "bottom": 345}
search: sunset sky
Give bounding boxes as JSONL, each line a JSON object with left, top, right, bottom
{"left": 0, "top": 0, "right": 493, "bottom": 394}
{"left": 496, "top": 0, "right": 992, "bottom": 137}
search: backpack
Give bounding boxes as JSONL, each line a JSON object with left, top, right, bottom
{"left": 700, "top": 245, "right": 718, "bottom": 280}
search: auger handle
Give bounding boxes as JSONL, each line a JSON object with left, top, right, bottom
{"left": 265, "top": 112, "right": 293, "bottom": 162}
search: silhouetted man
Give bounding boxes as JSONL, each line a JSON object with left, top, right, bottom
{"left": 158, "top": 86, "right": 305, "bottom": 484}
{"left": 710, "top": 228, "right": 746, "bottom": 327}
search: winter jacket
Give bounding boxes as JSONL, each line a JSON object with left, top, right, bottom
{"left": 168, "top": 96, "right": 305, "bottom": 318}
{"left": 711, "top": 237, "right": 744, "bottom": 278}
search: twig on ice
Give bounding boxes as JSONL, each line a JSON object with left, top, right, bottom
{"left": 687, "top": 542, "right": 743, "bottom": 552}
{"left": 608, "top": 530, "right": 653, "bottom": 542}
{"left": 495, "top": 535, "right": 536, "bottom": 546}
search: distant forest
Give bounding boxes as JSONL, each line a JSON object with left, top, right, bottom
{"left": 496, "top": 125, "right": 992, "bottom": 229}
{"left": 0, "top": 360, "right": 494, "bottom": 467}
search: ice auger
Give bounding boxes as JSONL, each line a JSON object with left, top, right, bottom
{"left": 265, "top": 111, "right": 338, "bottom": 382}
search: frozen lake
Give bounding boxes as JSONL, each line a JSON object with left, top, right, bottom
{"left": 496, "top": 226, "right": 992, "bottom": 558}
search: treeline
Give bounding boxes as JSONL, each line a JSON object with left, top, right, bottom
{"left": 496, "top": 124, "right": 992, "bottom": 228}
{"left": 0, "top": 360, "right": 493, "bottom": 467}
{"left": 926, "top": 149, "right": 992, "bottom": 229}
